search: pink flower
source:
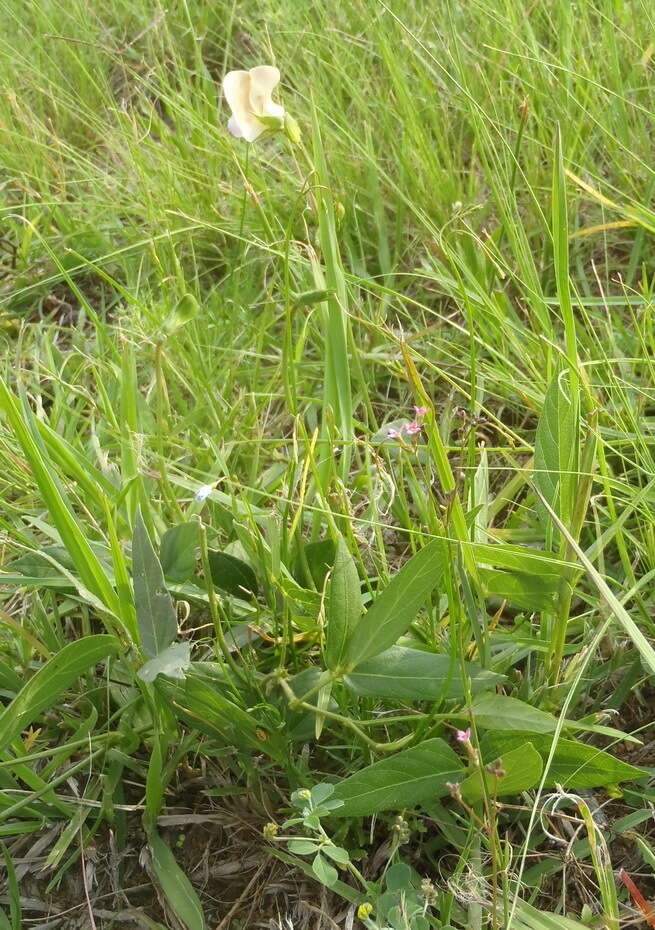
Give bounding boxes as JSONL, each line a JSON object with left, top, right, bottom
{"left": 414, "top": 406, "right": 429, "bottom": 419}
{"left": 456, "top": 728, "right": 471, "bottom": 744}
{"left": 388, "top": 419, "right": 424, "bottom": 440}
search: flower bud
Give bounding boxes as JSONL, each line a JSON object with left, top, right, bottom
{"left": 284, "top": 113, "right": 302, "bottom": 145}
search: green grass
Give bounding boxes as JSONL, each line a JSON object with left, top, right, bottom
{"left": 1, "top": 0, "right": 655, "bottom": 927}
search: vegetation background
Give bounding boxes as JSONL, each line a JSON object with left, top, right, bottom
{"left": 0, "top": 0, "right": 654, "bottom": 927}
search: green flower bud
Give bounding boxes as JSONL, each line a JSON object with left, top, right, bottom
{"left": 284, "top": 113, "right": 302, "bottom": 145}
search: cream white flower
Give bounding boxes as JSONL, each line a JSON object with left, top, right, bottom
{"left": 222, "top": 66, "right": 284, "bottom": 142}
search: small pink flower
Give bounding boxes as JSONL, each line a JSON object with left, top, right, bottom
{"left": 387, "top": 428, "right": 402, "bottom": 439}
{"left": 456, "top": 728, "right": 471, "bottom": 744}
{"left": 414, "top": 406, "right": 429, "bottom": 419}
{"left": 404, "top": 420, "right": 422, "bottom": 436}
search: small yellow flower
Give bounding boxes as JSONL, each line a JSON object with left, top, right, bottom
{"left": 263, "top": 822, "right": 279, "bottom": 840}
{"left": 222, "top": 66, "right": 284, "bottom": 142}
{"left": 357, "top": 902, "right": 373, "bottom": 919}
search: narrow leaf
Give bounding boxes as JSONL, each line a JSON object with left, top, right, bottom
{"left": 163, "top": 674, "right": 284, "bottom": 761}
{"left": 536, "top": 488, "right": 655, "bottom": 678}
{"left": 325, "top": 537, "right": 362, "bottom": 670}
{"left": 344, "top": 646, "right": 503, "bottom": 701}
{"left": 133, "top": 510, "right": 178, "bottom": 658}
{"left": 479, "top": 567, "right": 560, "bottom": 612}
{"left": 512, "top": 899, "right": 605, "bottom": 930}
{"left": 471, "top": 694, "right": 557, "bottom": 733}
{"left": 0, "top": 377, "right": 119, "bottom": 616}
{"left": 534, "top": 372, "right": 578, "bottom": 525}
{"left": 345, "top": 539, "right": 447, "bottom": 669}
{"left": 480, "top": 732, "right": 643, "bottom": 788}
{"left": 149, "top": 830, "right": 206, "bottom": 930}
{"left": 0, "top": 636, "right": 118, "bottom": 754}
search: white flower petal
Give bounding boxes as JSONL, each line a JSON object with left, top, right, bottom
{"left": 239, "top": 116, "right": 266, "bottom": 142}
{"left": 248, "top": 65, "right": 281, "bottom": 117}
{"left": 263, "top": 99, "right": 285, "bottom": 120}
{"left": 223, "top": 70, "right": 251, "bottom": 123}
{"left": 227, "top": 115, "right": 244, "bottom": 138}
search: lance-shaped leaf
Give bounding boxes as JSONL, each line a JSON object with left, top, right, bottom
{"left": 344, "top": 646, "right": 503, "bottom": 701}
{"left": 534, "top": 371, "right": 578, "bottom": 526}
{"left": 327, "top": 738, "right": 464, "bottom": 817}
{"left": 133, "top": 510, "right": 178, "bottom": 658}
{"left": 344, "top": 538, "right": 447, "bottom": 669}
{"left": 325, "top": 537, "right": 362, "bottom": 670}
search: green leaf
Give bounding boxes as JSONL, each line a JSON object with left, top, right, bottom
{"left": 0, "top": 377, "right": 120, "bottom": 619}
{"left": 207, "top": 550, "right": 258, "bottom": 598}
{"left": 145, "top": 735, "right": 164, "bottom": 828}
{"left": 149, "top": 830, "right": 206, "bottom": 930}
{"left": 287, "top": 668, "right": 338, "bottom": 742}
{"left": 293, "top": 288, "right": 335, "bottom": 307}
{"left": 133, "top": 510, "right": 178, "bottom": 658}
{"left": 511, "top": 899, "right": 598, "bottom": 930}
{"left": 322, "top": 844, "right": 349, "bottom": 865}
{"left": 300, "top": 539, "right": 336, "bottom": 588}
{"left": 271, "top": 849, "right": 363, "bottom": 906}
{"left": 8, "top": 547, "right": 72, "bottom": 579}
{"left": 325, "top": 537, "right": 362, "bottom": 670}
{"left": 0, "top": 636, "right": 118, "bottom": 754}
{"left": 0, "top": 663, "right": 22, "bottom": 696}
{"left": 536, "top": 490, "right": 655, "bottom": 679}
{"left": 165, "top": 293, "right": 199, "bottom": 333}
{"left": 344, "top": 646, "right": 503, "bottom": 701}
{"left": 310, "top": 782, "right": 336, "bottom": 806}
{"left": 328, "top": 738, "right": 464, "bottom": 817}
{"left": 460, "top": 743, "right": 543, "bottom": 803}
{"left": 160, "top": 523, "right": 199, "bottom": 583}
{"left": 534, "top": 371, "right": 578, "bottom": 525}
{"left": 479, "top": 567, "right": 561, "bottom": 612}
{"left": 385, "top": 862, "right": 415, "bottom": 892}
{"left": 287, "top": 840, "right": 318, "bottom": 855}
{"left": 163, "top": 673, "right": 284, "bottom": 761}
{"left": 1, "top": 843, "right": 20, "bottom": 930}
{"left": 480, "top": 732, "right": 643, "bottom": 789}
{"left": 312, "top": 852, "right": 338, "bottom": 887}
{"left": 471, "top": 542, "right": 576, "bottom": 576}
{"left": 120, "top": 915, "right": 169, "bottom": 930}
{"left": 471, "top": 694, "right": 557, "bottom": 733}
{"left": 138, "top": 643, "right": 192, "bottom": 683}
{"left": 311, "top": 102, "right": 353, "bottom": 476}
{"left": 344, "top": 539, "right": 447, "bottom": 669}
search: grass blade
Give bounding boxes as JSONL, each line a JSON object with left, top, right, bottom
{"left": 0, "top": 377, "right": 120, "bottom": 619}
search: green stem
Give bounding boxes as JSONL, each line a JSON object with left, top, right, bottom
{"left": 278, "top": 678, "right": 414, "bottom": 752}
{"left": 197, "top": 519, "right": 241, "bottom": 678}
